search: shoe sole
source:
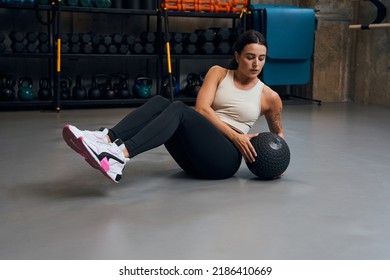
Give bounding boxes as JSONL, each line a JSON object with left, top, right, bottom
{"left": 63, "top": 125, "right": 118, "bottom": 183}
{"left": 62, "top": 124, "right": 86, "bottom": 156}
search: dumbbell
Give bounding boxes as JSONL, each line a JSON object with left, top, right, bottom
{"left": 38, "top": 42, "right": 50, "bottom": 53}
{"left": 94, "top": 44, "right": 107, "bottom": 54}
{"left": 9, "top": 31, "right": 25, "bottom": 43}
{"left": 143, "top": 43, "right": 155, "bottom": 54}
{"left": 215, "top": 41, "right": 231, "bottom": 54}
{"left": 61, "top": 43, "right": 70, "bottom": 54}
{"left": 66, "top": 34, "right": 80, "bottom": 54}
{"left": 122, "top": 34, "right": 135, "bottom": 46}
{"left": 80, "top": 33, "right": 92, "bottom": 44}
{"left": 90, "top": 33, "right": 101, "bottom": 45}
{"left": 184, "top": 44, "right": 197, "bottom": 54}
{"left": 81, "top": 43, "right": 93, "bottom": 54}
{"left": 111, "top": 33, "right": 122, "bottom": 44}
{"left": 200, "top": 42, "right": 215, "bottom": 54}
{"left": 117, "top": 44, "right": 128, "bottom": 54}
{"left": 171, "top": 43, "right": 183, "bottom": 54}
{"left": 132, "top": 39, "right": 144, "bottom": 54}
{"left": 110, "top": 33, "right": 128, "bottom": 54}
{"left": 75, "top": 34, "right": 91, "bottom": 54}
{"left": 107, "top": 44, "right": 118, "bottom": 54}
{"left": 90, "top": 34, "right": 106, "bottom": 53}
{"left": 214, "top": 0, "right": 230, "bottom": 12}
{"left": 69, "top": 43, "right": 81, "bottom": 54}
{"left": 58, "top": 33, "right": 69, "bottom": 44}
{"left": 171, "top": 32, "right": 183, "bottom": 44}
{"left": 0, "top": 32, "right": 5, "bottom": 53}
{"left": 101, "top": 34, "right": 112, "bottom": 46}
{"left": 37, "top": 32, "right": 50, "bottom": 53}
{"left": 197, "top": 28, "right": 217, "bottom": 43}
{"left": 183, "top": 32, "right": 198, "bottom": 44}
{"left": 215, "top": 27, "right": 231, "bottom": 42}
{"left": 140, "top": 31, "right": 156, "bottom": 44}
{"left": 68, "top": 33, "right": 80, "bottom": 44}
{"left": 26, "top": 32, "right": 38, "bottom": 43}
{"left": 0, "top": 32, "right": 5, "bottom": 43}
{"left": 11, "top": 42, "right": 24, "bottom": 53}
{"left": 37, "top": 32, "right": 49, "bottom": 43}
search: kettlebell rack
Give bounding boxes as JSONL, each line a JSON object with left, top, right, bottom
{"left": 0, "top": 0, "right": 248, "bottom": 111}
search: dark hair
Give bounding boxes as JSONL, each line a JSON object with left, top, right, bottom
{"left": 228, "top": 30, "right": 267, "bottom": 70}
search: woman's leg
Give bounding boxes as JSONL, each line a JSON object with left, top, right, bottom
{"left": 123, "top": 100, "right": 242, "bottom": 179}
{"left": 108, "top": 95, "right": 171, "bottom": 142}
{"left": 164, "top": 112, "right": 242, "bottom": 180}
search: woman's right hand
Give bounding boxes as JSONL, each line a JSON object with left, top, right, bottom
{"left": 233, "top": 133, "right": 258, "bottom": 163}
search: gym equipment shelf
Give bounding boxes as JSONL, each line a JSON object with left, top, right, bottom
{"left": 159, "top": 1, "right": 247, "bottom": 103}
{"left": 0, "top": 1, "right": 163, "bottom": 110}
{"left": 0, "top": 3, "right": 55, "bottom": 110}
{"left": 1, "top": 1, "right": 249, "bottom": 110}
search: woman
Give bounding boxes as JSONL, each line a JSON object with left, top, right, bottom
{"left": 63, "top": 30, "right": 284, "bottom": 183}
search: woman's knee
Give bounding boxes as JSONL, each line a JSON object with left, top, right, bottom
{"left": 171, "top": 100, "right": 186, "bottom": 109}
{"left": 150, "top": 95, "right": 171, "bottom": 107}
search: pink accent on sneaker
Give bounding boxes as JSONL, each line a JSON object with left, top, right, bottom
{"left": 100, "top": 157, "right": 110, "bottom": 171}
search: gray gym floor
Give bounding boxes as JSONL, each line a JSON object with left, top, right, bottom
{"left": 1, "top": 100, "right": 389, "bottom": 260}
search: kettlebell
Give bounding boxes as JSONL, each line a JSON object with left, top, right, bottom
{"left": 88, "top": 74, "right": 103, "bottom": 100}
{"left": 118, "top": 75, "right": 131, "bottom": 99}
{"left": 132, "top": 75, "right": 152, "bottom": 99}
{"left": 59, "top": 76, "right": 72, "bottom": 100}
{"left": 18, "top": 77, "right": 34, "bottom": 101}
{"left": 111, "top": 73, "right": 131, "bottom": 99}
{"left": 38, "top": 77, "right": 52, "bottom": 101}
{"left": 0, "top": 74, "right": 16, "bottom": 101}
{"left": 72, "top": 75, "right": 87, "bottom": 100}
{"left": 102, "top": 75, "right": 116, "bottom": 99}
{"left": 183, "top": 73, "right": 202, "bottom": 97}
{"left": 161, "top": 74, "right": 179, "bottom": 98}
{"left": 199, "top": 72, "right": 206, "bottom": 85}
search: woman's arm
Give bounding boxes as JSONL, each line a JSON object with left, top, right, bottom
{"left": 195, "top": 66, "right": 258, "bottom": 162}
{"left": 261, "top": 85, "right": 285, "bottom": 139}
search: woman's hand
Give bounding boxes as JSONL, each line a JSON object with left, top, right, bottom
{"left": 233, "top": 133, "right": 259, "bottom": 163}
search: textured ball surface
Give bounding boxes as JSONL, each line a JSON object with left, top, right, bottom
{"left": 246, "top": 132, "right": 290, "bottom": 179}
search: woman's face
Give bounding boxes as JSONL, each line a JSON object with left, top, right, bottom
{"left": 235, "top": 43, "right": 267, "bottom": 78}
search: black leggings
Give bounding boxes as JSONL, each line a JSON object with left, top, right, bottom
{"left": 108, "top": 95, "right": 242, "bottom": 179}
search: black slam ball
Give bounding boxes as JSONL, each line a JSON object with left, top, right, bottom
{"left": 246, "top": 132, "right": 290, "bottom": 179}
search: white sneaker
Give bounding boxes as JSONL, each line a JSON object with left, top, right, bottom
{"left": 80, "top": 138, "right": 129, "bottom": 183}
{"left": 63, "top": 125, "right": 128, "bottom": 183}
{"left": 63, "top": 124, "right": 109, "bottom": 154}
